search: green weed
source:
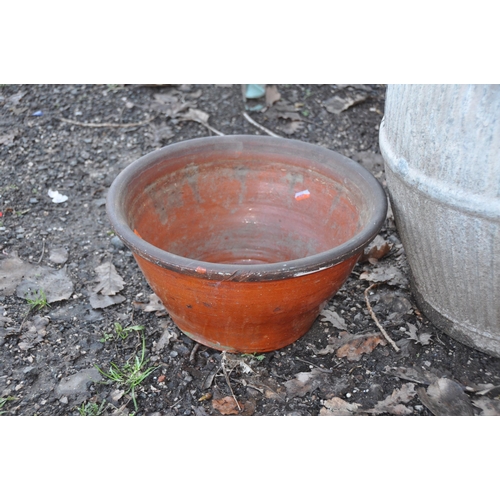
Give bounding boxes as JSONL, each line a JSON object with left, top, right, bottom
{"left": 241, "top": 353, "right": 265, "bottom": 361}
{"left": 25, "top": 289, "right": 49, "bottom": 311}
{"left": 96, "top": 334, "right": 158, "bottom": 411}
{"left": 0, "top": 397, "right": 16, "bottom": 415}
{"left": 99, "top": 322, "right": 144, "bottom": 342}
{"left": 78, "top": 400, "right": 107, "bottom": 416}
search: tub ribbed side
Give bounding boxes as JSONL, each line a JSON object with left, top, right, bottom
{"left": 380, "top": 84, "right": 500, "bottom": 357}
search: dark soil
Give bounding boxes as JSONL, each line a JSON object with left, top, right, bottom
{"left": 1, "top": 84, "right": 499, "bottom": 416}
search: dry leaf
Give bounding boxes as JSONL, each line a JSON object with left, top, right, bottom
{"left": 404, "top": 323, "right": 432, "bottom": 346}
{"left": 359, "top": 265, "right": 408, "bottom": 287}
{"left": 16, "top": 266, "right": 74, "bottom": 304}
{"left": 280, "top": 120, "right": 304, "bottom": 136}
{"left": 0, "top": 254, "right": 35, "bottom": 295}
{"left": 473, "top": 397, "right": 500, "bottom": 416}
{"left": 317, "top": 331, "right": 385, "bottom": 360}
{"left": 265, "top": 85, "right": 281, "bottom": 107}
{"left": 360, "top": 235, "right": 392, "bottom": 262}
{"left": 324, "top": 94, "right": 367, "bottom": 114}
{"left": 247, "top": 376, "right": 286, "bottom": 401}
{"left": 178, "top": 108, "right": 210, "bottom": 126}
{"left": 336, "top": 333, "right": 386, "bottom": 361}
{"left": 367, "top": 383, "right": 417, "bottom": 415}
{"left": 89, "top": 293, "right": 126, "bottom": 309}
{"left": 212, "top": 396, "right": 242, "bottom": 415}
{"left": 320, "top": 397, "right": 360, "bottom": 416}
{"left": 417, "top": 378, "right": 474, "bottom": 416}
{"left": 133, "top": 293, "right": 166, "bottom": 313}
{"left": 284, "top": 368, "right": 331, "bottom": 398}
{"left": 319, "top": 309, "right": 347, "bottom": 330}
{"left": 153, "top": 330, "right": 173, "bottom": 353}
{"left": 152, "top": 92, "right": 190, "bottom": 117}
{"left": 93, "top": 262, "right": 124, "bottom": 296}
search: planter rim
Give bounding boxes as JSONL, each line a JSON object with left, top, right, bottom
{"left": 106, "top": 135, "right": 387, "bottom": 282}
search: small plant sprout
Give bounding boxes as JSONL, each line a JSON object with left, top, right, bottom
{"left": 241, "top": 353, "right": 265, "bottom": 361}
{"left": 96, "top": 334, "right": 158, "bottom": 411}
{"left": 78, "top": 400, "right": 107, "bottom": 416}
{"left": 25, "top": 289, "right": 50, "bottom": 311}
{"left": 99, "top": 323, "right": 145, "bottom": 342}
{"left": 114, "top": 322, "right": 144, "bottom": 340}
{"left": 0, "top": 397, "right": 16, "bottom": 415}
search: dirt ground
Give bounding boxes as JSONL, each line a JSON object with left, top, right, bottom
{"left": 1, "top": 84, "right": 499, "bottom": 416}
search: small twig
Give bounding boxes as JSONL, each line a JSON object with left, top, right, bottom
{"left": 36, "top": 238, "right": 45, "bottom": 264}
{"left": 189, "top": 343, "right": 200, "bottom": 363}
{"left": 364, "top": 283, "right": 400, "bottom": 352}
{"left": 168, "top": 393, "right": 185, "bottom": 410}
{"left": 195, "top": 120, "right": 225, "bottom": 136}
{"left": 221, "top": 351, "right": 241, "bottom": 411}
{"left": 57, "top": 116, "right": 155, "bottom": 128}
{"left": 295, "top": 357, "right": 333, "bottom": 373}
{"left": 242, "top": 111, "right": 282, "bottom": 138}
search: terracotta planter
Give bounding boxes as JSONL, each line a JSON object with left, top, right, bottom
{"left": 107, "top": 136, "right": 387, "bottom": 352}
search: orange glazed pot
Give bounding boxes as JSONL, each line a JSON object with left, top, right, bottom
{"left": 107, "top": 136, "right": 387, "bottom": 353}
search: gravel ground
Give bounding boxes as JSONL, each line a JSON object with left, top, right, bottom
{"left": 1, "top": 84, "right": 499, "bottom": 416}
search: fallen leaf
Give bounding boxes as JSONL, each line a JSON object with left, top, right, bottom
{"left": 178, "top": 108, "right": 210, "bottom": 126}
{"left": 280, "top": 120, "right": 304, "bottom": 135}
{"left": 472, "top": 397, "right": 500, "bottom": 416}
{"left": 324, "top": 94, "right": 367, "bottom": 114}
{"left": 16, "top": 266, "right": 74, "bottom": 304}
{"left": 320, "top": 397, "right": 360, "bottom": 416}
{"left": 465, "top": 383, "right": 500, "bottom": 397}
{"left": 367, "top": 383, "right": 417, "bottom": 415}
{"left": 133, "top": 293, "right": 166, "bottom": 313}
{"left": 89, "top": 293, "right": 126, "bottom": 309}
{"left": 318, "top": 331, "right": 386, "bottom": 360}
{"left": 336, "top": 333, "right": 386, "bottom": 361}
{"left": 417, "top": 378, "right": 474, "bottom": 416}
{"left": 360, "top": 235, "right": 392, "bottom": 262}
{"left": 319, "top": 309, "right": 347, "bottom": 330}
{"left": 359, "top": 265, "right": 408, "bottom": 287}
{"left": 93, "top": 261, "right": 124, "bottom": 296}
{"left": 159, "top": 319, "right": 178, "bottom": 342}
{"left": 153, "top": 330, "right": 174, "bottom": 353}
{"left": 152, "top": 92, "right": 190, "bottom": 117}
{"left": 404, "top": 323, "right": 432, "bottom": 346}
{"left": 239, "top": 397, "right": 256, "bottom": 416}
{"left": 265, "top": 85, "right": 281, "bottom": 107}
{"left": 150, "top": 124, "right": 175, "bottom": 146}
{"left": 284, "top": 368, "right": 331, "bottom": 398}
{"left": 223, "top": 352, "right": 255, "bottom": 375}
{"left": 212, "top": 396, "right": 242, "bottom": 415}
{"left": 0, "top": 254, "right": 35, "bottom": 295}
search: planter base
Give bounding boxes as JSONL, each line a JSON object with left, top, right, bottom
{"left": 409, "top": 270, "right": 500, "bottom": 358}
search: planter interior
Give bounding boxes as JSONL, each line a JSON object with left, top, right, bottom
{"left": 107, "top": 136, "right": 387, "bottom": 352}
